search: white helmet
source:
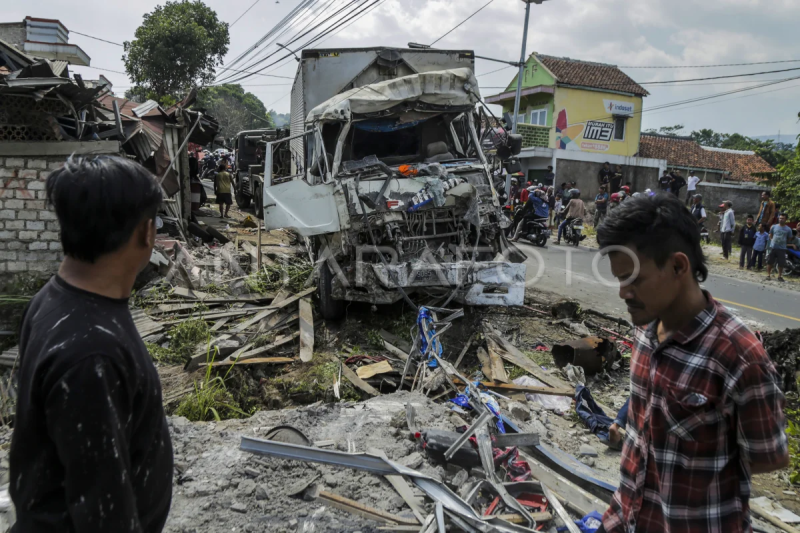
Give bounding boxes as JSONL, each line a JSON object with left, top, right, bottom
{"left": 527, "top": 186, "right": 537, "bottom": 193}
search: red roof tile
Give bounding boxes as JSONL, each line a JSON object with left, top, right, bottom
{"left": 536, "top": 54, "right": 649, "bottom": 97}
{"left": 638, "top": 133, "right": 776, "bottom": 182}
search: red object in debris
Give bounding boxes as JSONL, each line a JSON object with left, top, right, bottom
{"left": 516, "top": 493, "right": 548, "bottom": 512}
{"left": 414, "top": 432, "right": 421, "bottom": 440}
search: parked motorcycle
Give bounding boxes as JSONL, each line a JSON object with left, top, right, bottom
{"left": 785, "top": 247, "right": 800, "bottom": 276}
{"left": 518, "top": 217, "right": 550, "bottom": 247}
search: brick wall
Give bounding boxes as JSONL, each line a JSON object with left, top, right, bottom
{"left": 518, "top": 124, "right": 550, "bottom": 148}
{"left": 0, "top": 156, "right": 64, "bottom": 275}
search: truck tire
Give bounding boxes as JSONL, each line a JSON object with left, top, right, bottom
{"left": 235, "top": 174, "right": 252, "bottom": 208}
{"left": 318, "top": 263, "right": 345, "bottom": 320}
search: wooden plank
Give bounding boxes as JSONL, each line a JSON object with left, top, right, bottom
{"left": 483, "top": 323, "right": 572, "bottom": 390}
{"left": 451, "top": 378, "right": 574, "bottom": 397}
{"left": 335, "top": 356, "right": 380, "bottom": 396}
{"left": 299, "top": 297, "right": 314, "bottom": 363}
{"left": 517, "top": 450, "right": 608, "bottom": 516}
{"left": 378, "top": 329, "right": 411, "bottom": 354}
{"left": 232, "top": 287, "right": 313, "bottom": 333}
{"left": 356, "top": 360, "right": 394, "bottom": 379}
{"left": 171, "top": 287, "right": 209, "bottom": 300}
{"left": 381, "top": 340, "right": 409, "bottom": 361}
{"left": 153, "top": 302, "right": 223, "bottom": 314}
{"left": 476, "top": 347, "right": 495, "bottom": 381}
{"left": 235, "top": 331, "right": 300, "bottom": 361}
{"left": 210, "top": 317, "right": 230, "bottom": 332}
{"left": 483, "top": 327, "right": 510, "bottom": 383}
{"left": 212, "top": 356, "right": 295, "bottom": 367}
{"left": 318, "top": 491, "right": 418, "bottom": 526}
{"left": 751, "top": 503, "right": 800, "bottom": 533}
{"left": 493, "top": 512, "right": 553, "bottom": 524}
{"left": 452, "top": 336, "right": 473, "bottom": 370}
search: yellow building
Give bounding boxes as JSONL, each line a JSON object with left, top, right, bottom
{"left": 486, "top": 54, "right": 649, "bottom": 157}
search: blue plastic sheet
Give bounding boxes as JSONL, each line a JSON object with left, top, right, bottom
{"left": 574, "top": 385, "right": 614, "bottom": 443}
{"left": 417, "top": 306, "right": 442, "bottom": 368}
{"left": 556, "top": 511, "right": 604, "bottom": 533}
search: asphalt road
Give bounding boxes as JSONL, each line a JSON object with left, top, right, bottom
{"left": 515, "top": 240, "right": 800, "bottom": 331}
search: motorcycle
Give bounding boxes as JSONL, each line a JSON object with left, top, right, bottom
{"left": 562, "top": 217, "right": 585, "bottom": 247}
{"left": 785, "top": 247, "right": 800, "bottom": 276}
{"left": 519, "top": 217, "right": 550, "bottom": 247}
{"left": 199, "top": 154, "right": 219, "bottom": 181}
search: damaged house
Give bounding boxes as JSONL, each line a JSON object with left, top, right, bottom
{"left": 0, "top": 17, "right": 218, "bottom": 277}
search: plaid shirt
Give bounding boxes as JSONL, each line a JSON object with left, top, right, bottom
{"left": 602, "top": 293, "right": 787, "bottom": 533}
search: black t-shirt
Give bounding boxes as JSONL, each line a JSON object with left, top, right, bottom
{"left": 609, "top": 173, "right": 623, "bottom": 193}
{"left": 598, "top": 168, "right": 613, "bottom": 185}
{"left": 659, "top": 175, "right": 672, "bottom": 190}
{"left": 10, "top": 276, "right": 173, "bottom": 533}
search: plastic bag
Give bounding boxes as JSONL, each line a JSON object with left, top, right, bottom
{"left": 513, "top": 376, "right": 572, "bottom": 412}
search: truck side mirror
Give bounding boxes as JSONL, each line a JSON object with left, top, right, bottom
{"left": 496, "top": 134, "right": 522, "bottom": 160}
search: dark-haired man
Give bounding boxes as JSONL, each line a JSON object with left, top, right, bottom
{"left": 598, "top": 162, "right": 613, "bottom": 187}
{"left": 11, "top": 156, "right": 173, "bottom": 533}
{"left": 596, "top": 194, "right": 788, "bottom": 533}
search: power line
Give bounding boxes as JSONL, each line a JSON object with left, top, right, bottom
{"left": 70, "top": 31, "right": 124, "bottom": 47}
{"left": 430, "top": 0, "right": 495, "bottom": 46}
{"left": 477, "top": 66, "right": 515, "bottom": 77}
{"left": 620, "top": 59, "right": 800, "bottom": 69}
{"left": 645, "top": 80, "right": 800, "bottom": 117}
{"left": 252, "top": 0, "right": 388, "bottom": 81}
{"left": 230, "top": 0, "right": 262, "bottom": 28}
{"left": 218, "top": 0, "right": 376, "bottom": 85}
{"left": 75, "top": 65, "right": 129, "bottom": 75}
{"left": 638, "top": 66, "right": 800, "bottom": 85}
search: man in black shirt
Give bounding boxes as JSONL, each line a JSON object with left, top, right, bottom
{"left": 670, "top": 170, "right": 687, "bottom": 197}
{"left": 658, "top": 170, "right": 672, "bottom": 192}
{"left": 11, "top": 156, "right": 173, "bottom": 533}
{"left": 609, "top": 164, "right": 623, "bottom": 194}
{"left": 598, "top": 162, "right": 613, "bottom": 187}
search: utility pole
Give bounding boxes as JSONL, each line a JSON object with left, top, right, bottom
{"left": 512, "top": 0, "right": 546, "bottom": 134}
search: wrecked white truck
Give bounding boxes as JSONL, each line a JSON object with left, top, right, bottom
{"left": 258, "top": 48, "right": 526, "bottom": 319}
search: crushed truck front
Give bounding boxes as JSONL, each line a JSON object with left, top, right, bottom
{"left": 261, "top": 67, "right": 526, "bottom": 317}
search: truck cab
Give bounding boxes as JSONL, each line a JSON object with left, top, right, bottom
{"left": 258, "top": 49, "right": 525, "bottom": 318}
{"left": 233, "top": 128, "right": 289, "bottom": 218}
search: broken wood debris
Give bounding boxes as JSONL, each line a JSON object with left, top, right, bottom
{"left": 298, "top": 297, "right": 314, "bottom": 363}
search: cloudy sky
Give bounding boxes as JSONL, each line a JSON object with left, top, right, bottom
{"left": 12, "top": 0, "right": 800, "bottom": 140}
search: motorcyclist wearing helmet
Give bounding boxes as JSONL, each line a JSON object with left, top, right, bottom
{"left": 511, "top": 188, "right": 550, "bottom": 242}
{"left": 557, "top": 189, "right": 586, "bottom": 245}
{"left": 509, "top": 177, "right": 520, "bottom": 206}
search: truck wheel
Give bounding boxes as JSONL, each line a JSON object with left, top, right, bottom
{"left": 235, "top": 175, "right": 252, "bottom": 208}
{"left": 318, "top": 263, "right": 345, "bottom": 320}
{"left": 235, "top": 191, "right": 251, "bottom": 209}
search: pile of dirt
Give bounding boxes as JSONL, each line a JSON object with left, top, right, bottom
{"left": 762, "top": 328, "right": 800, "bottom": 393}
{"left": 164, "top": 392, "right": 459, "bottom": 533}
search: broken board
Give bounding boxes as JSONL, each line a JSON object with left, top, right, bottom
{"left": 355, "top": 360, "right": 394, "bottom": 379}
{"left": 299, "top": 297, "right": 314, "bottom": 363}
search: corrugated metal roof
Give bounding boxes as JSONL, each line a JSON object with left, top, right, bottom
{"left": 132, "top": 99, "right": 160, "bottom": 118}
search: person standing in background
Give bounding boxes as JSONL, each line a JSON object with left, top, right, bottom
{"left": 594, "top": 185, "right": 609, "bottom": 227}
{"left": 670, "top": 170, "right": 686, "bottom": 198}
{"left": 598, "top": 162, "right": 613, "bottom": 188}
{"left": 766, "top": 213, "right": 797, "bottom": 282}
{"left": 720, "top": 201, "right": 735, "bottom": 260}
{"left": 750, "top": 223, "right": 769, "bottom": 271}
{"left": 544, "top": 165, "right": 555, "bottom": 186}
{"left": 10, "top": 156, "right": 174, "bottom": 533}
{"left": 658, "top": 170, "right": 672, "bottom": 192}
{"left": 609, "top": 165, "right": 623, "bottom": 194}
{"left": 755, "top": 190, "right": 776, "bottom": 228}
{"left": 738, "top": 215, "right": 756, "bottom": 270}
{"left": 686, "top": 170, "right": 701, "bottom": 205}
{"left": 215, "top": 160, "right": 233, "bottom": 218}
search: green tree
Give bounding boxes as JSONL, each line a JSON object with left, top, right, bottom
{"left": 689, "top": 128, "right": 794, "bottom": 168}
{"left": 645, "top": 124, "right": 685, "bottom": 136}
{"left": 123, "top": 1, "right": 229, "bottom": 105}
{"left": 195, "top": 84, "right": 274, "bottom": 139}
{"left": 774, "top": 145, "right": 800, "bottom": 220}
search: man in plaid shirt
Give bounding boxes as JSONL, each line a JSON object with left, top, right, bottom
{"left": 596, "top": 194, "right": 788, "bottom": 533}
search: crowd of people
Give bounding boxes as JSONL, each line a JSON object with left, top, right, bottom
{"left": 501, "top": 164, "right": 798, "bottom": 281}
